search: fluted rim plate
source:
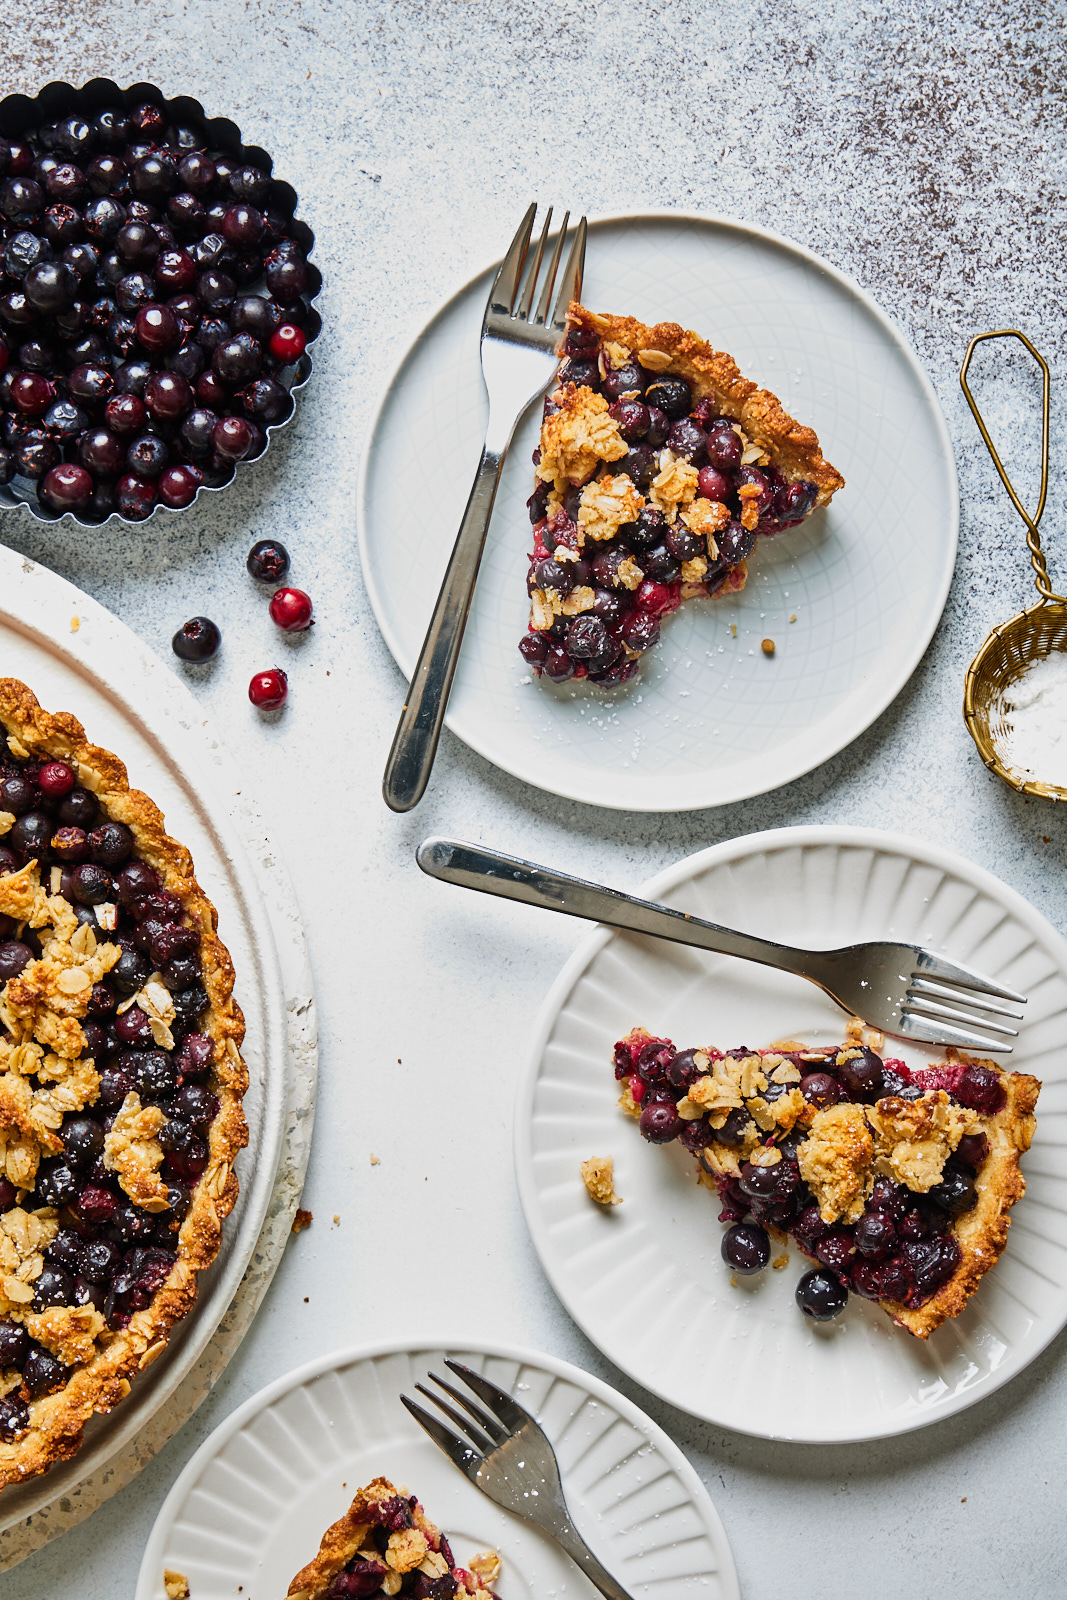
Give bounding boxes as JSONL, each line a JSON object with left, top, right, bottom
{"left": 135, "top": 1337, "right": 740, "bottom": 1600}
{"left": 515, "top": 825, "right": 1067, "bottom": 1441}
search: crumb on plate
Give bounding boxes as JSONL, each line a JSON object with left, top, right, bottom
{"left": 291, "top": 1208, "right": 313, "bottom": 1233}
{"left": 581, "top": 1155, "right": 622, "bottom": 1205}
{"left": 164, "top": 1572, "right": 190, "bottom": 1599}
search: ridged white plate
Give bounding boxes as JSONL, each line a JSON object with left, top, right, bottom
{"left": 136, "top": 1339, "right": 739, "bottom": 1600}
{"left": 515, "top": 826, "right": 1067, "bottom": 1442}
{"left": 357, "top": 210, "right": 958, "bottom": 811}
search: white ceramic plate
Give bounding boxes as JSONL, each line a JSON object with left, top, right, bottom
{"left": 0, "top": 546, "right": 313, "bottom": 1542}
{"left": 136, "top": 1337, "right": 740, "bottom": 1600}
{"left": 357, "top": 211, "right": 958, "bottom": 811}
{"left": 515, "top": 826, "right": 1067, "bottom": 1442}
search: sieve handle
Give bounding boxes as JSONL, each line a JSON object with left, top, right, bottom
{"left": 960, "top": 329, "right": 1066, "bottom": 605}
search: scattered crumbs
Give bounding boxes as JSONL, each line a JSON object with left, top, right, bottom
{"left": 303, "top": 1296, "right": 309, "bottom": 1303}
{"left": 370, "top": 1152, "right": 381, "bottom": 1166}
{"left": 761, "top": 638, "right": 775, "bottom": 655}
{"left": 961, "top": 1497, "right": 967, "bottom": 1503}
{"left": 1043, "top": 836, "right": 1051, "bottom": 844}
{"left": 730, "top": 1274, "right": 738, "bottom": 1287}
{"left": 729, "top": 623, "right": 737, "bottom": 638}
{"left": 789, "top": 613, "right": 797, "bottom": 623}
{"left": 164, "top": 1572, "right": 190, "bottom": 1600}
{"left": 70, "top": 616, "right": 80, "bottom": 633}
{"left": 332, "top": 1213, "right": 340, "bottom": 1225}
{"left": 397, "top": 1057, "right": 402, "bottom": 1064}
{"left": 291, "top": 1208, "right": 313, "bottom": 1233}
{"left": 772, "top": 1254, "right": 789, "bottom": 1270}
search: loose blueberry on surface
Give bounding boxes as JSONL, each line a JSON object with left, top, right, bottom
{"left": 269, "top": 587, "right": 313, "bottom": 632}
{"left": 249, "top": 667, "right": 288, "bottom": 709}
{"left": 246, "top": 537, "right": 290, "bottom": 583}
{"left": 796, "top": 1267, "right": 848, "bottom": 1321}
{"left": 172, "top": 616, "right": 222, "bottom": 663}
{"left": 721, "top": 1222, "right": 770, "bottom": 1273}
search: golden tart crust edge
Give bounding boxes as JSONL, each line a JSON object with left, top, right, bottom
{"left": 567, "top": 302, "right": 846, "bottom": 507}
{"left": 882, "top": 1066, "right": 1040, "bottom": 1338}
{"left": 0, "top": 676, "right": 248, "bottom": 1487}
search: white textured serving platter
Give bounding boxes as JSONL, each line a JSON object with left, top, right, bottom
{"left": 515, "top": 826, "right": 1067, "bottom": 1442}
{"left": 136, "top": 1337, "right": 740, "bottom": 1600}
{"left": 358, "top": 210, "right": 958, "bottom": 811}
{"left": 0, "top": 546, "right": 317, "bottom": 1564}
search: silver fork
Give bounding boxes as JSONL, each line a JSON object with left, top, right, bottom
{"left": 416, "top": 837, "right": 1028, "bottom": 1053}
{"left": 382, "top": 204, "right": 587, "bottom": 813}
{"left": 402, "top": 1360, "right": 634, "bottom": 1600}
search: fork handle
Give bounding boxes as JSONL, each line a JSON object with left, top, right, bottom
{"left": 417, "top": 837, "right": 835, "bottom": 986}
{"left": 382, "top": 440, "right": 507, "bottom": 812}
{"left": 548, "top": 1518, "right": 636, "bottom": 1600}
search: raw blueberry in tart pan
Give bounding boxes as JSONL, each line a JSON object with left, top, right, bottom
{"left": 0, "top": 78, "right": 320, "bottom": 525}
{"left": 0, "top": 676, "right": 246, "bottom": 1486}
{"left": 519, "top": 303, "right": 845, "bottom": 686}
{"left": 614, "top": 1024, "right": 1039, "bottom": 1337}
{"left": 287, "top": 1475, "right": 502, "bottom": 1600}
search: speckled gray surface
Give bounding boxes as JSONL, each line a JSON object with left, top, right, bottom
{"left": 1, "top": 2, "right": 1066, "bottom": 1596}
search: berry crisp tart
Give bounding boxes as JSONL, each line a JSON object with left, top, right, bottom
{"left": 519, "top": 303, "right": 845, "bottom": 686}
{"left": 614, "top": 1023, "right": 1039, "bottom": 1336}
{"left": 0, "top": 678, "right": 246, "bottom": 1485}
{"left": 287, "top": 1475, "right": 502, "bottom": 1599}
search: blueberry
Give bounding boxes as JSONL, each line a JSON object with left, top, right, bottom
{"left": 721, "top": 1222, "right": 770, "bottom": 1273}
{"left": 644, "top": 376, "right": 691, "bottom": 418}
{"left": 795, "top": 1267, "right": 848, "bottom": 1321}
{"left": 172, "top": 616, "right": 221, "bottom": 662}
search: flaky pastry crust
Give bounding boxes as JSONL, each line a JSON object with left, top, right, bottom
{"left": 883, "top": 1065, "right": 1039, "bottom": 1337}
{"left": 0, "top": 678, "right": 247, "bottom": 1487}
{"left": 568, "top": 302, "right": 845, "bottom": 506}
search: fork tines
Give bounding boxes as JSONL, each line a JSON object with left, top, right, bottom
{"left": 489, "top": 203, "right": 587, "bottom": 335}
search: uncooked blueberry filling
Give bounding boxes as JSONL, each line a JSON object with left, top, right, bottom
{"left": 519, "top": 326, "right": 819, "bottom": 685}
{"left": 613, "top": 1028, "right": 1012, "bottom": 1325}
{"left": 0, "top": 729, "right": 215, "bottom": 1440}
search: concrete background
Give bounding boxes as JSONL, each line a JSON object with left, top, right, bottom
{"left": 1, "top": 1, "right": 1066, "bottom": 1594}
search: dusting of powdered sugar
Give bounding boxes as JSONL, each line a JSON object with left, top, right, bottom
{"left": 998, "top": 651, "right": 1067, "bottom": 788}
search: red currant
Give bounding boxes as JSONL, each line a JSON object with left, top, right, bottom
{"left": 37, "top": 761, "right": 75, "bottom": 799}
{"left": 268, "top": 587, "right": 313, "bottom": 632}
{"left": 269, "top": 323, "right": 306, "bottom": 362}
{"left": 11, "top": 372, "right": 54, "bottom": 415}
{"left": 249, "top": 668, "right": 288, "bottom": 710}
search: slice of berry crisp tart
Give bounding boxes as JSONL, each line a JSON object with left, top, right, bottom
{"left": 613, "top": 1023, "right": 1039, "bottom": 1336}
{"left": 519, "top": 303, "right": 845, "bottom": 686}
{"left": 287, "top": 1475, "right": 502, "bottom": 1599}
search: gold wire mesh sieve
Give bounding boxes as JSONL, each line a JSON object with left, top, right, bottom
{"left": 960, "top": 329, "right": 1067, "bottom": 801}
